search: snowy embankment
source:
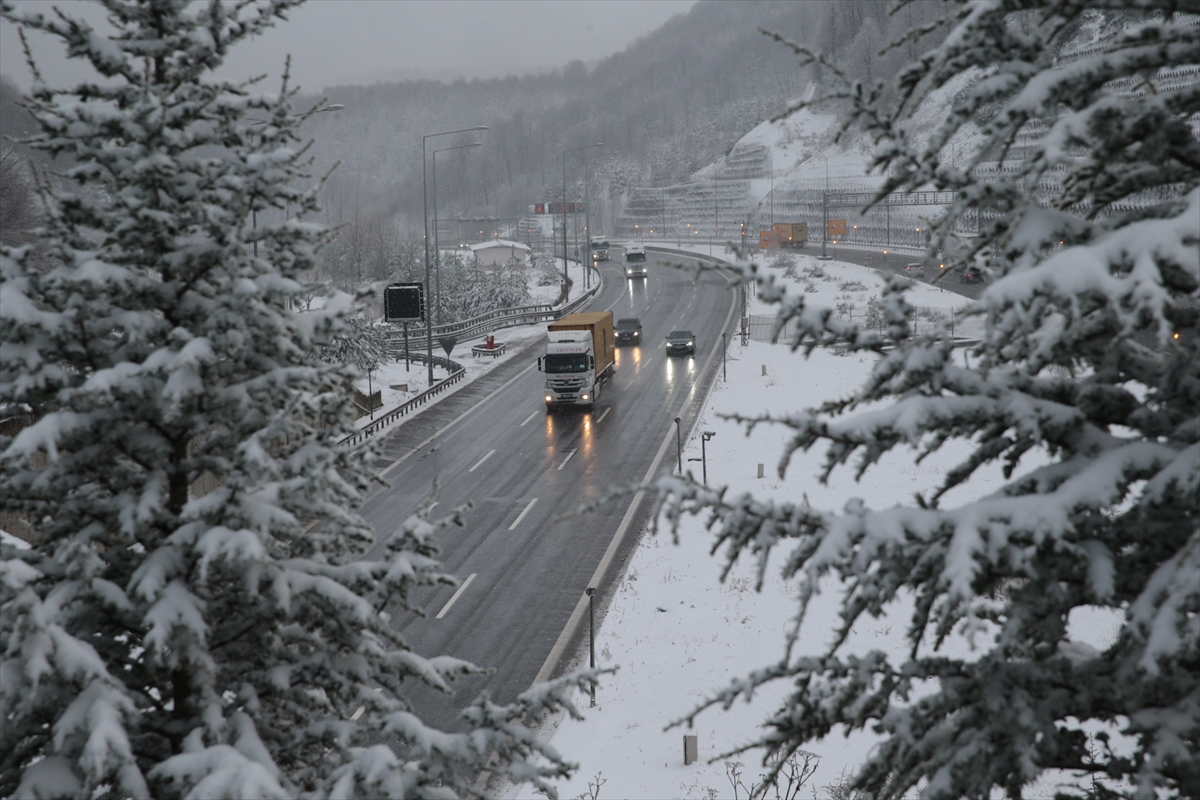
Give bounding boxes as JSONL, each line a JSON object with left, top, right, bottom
{"left": 511, "top": 255, "right": 1119, "bottom": 799}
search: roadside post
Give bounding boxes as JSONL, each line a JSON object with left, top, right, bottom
{"left": 586, "top": 587, "right": 596, "bottom": 707}
{"left": 675, "top": 417, "right": 682, "bottom": 474}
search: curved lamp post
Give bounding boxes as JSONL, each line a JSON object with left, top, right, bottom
{"left": 248, "top": 104, "right": 344, "bottom": 258}
{"left": 422, "top": 126, "right": 488, "bottom": 386}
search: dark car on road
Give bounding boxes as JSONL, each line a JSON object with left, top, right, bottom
{"left": 665, "top": 330, "right": 696, "bottom": 357}
{"left": 957, "top": 265, "right": 984, "bottom": 284}
{"left": 615, "top": 317, "right": 643, "bottom": 345}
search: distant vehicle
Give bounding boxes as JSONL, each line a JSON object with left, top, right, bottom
{"left": 904, "top": 262, "right": 925, "bottom": 277}
{"left": 665, "top": 329, "right": 696, "bottom": 357}
{"left": 624, "top": 244, "right": 647, "bottom": 277}
{"left": 591, "top": 236, "right": 610, "bottom": 262}
{"left": 759, "top": 222, "right": 808, "bottom": 249}
{"left": 539, "top": 312, "right": 616, "bottom": 410}
{"left": 957, "top": 266, "right": 984, "bottom": 284}
{"left": 615, "top": 317, "right": 643, "bottom": 345}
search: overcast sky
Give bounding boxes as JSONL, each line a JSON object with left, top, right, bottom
{"left": 2, "top": 0, "right": 697, "bottom": 92}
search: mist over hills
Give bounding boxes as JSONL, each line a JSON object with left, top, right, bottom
{"left": 293, "top": 0, "right": 940, "bottom": 237}
{"left": 1, "top": 0, "right": 947, "bottom": 286}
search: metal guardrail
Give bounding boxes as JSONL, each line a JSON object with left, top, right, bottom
{"left": 341, "top": 267, "right": 603, "bottom": 448}
{"left": 385, "top": 268, "right": 602, "bottom": 347}
{"left": 338, "top": 349, "right": 466, "bottom": 448}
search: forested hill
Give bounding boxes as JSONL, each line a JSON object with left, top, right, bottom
{"left": 292, "top": 0, "right": 944, "bottom": 234}
{"left": 1, "top": 0, "right": 947, "bottom": 283}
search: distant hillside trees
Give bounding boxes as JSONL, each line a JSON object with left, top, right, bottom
{"left": 661, "top": 1, "right": 1199, "bottom": 798}
{"left": 0, "top": 143, "right": 38, "bottom": 247}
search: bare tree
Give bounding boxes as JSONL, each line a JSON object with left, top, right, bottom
{"left": 0, "top": 143, "right": 39, "bottom": 247}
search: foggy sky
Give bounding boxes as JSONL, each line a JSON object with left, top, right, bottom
{"left": 1, "top": 0, "right": 697, "bottom": 92}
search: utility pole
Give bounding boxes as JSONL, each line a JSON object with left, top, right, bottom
{"left": 562, "top": 152, "right": 569, "bottom": 302}
{"left": 422, "top": 126, "right": 488, "bottom": 387}
{"left": 822, "top": 190, "right": 828, "bottom": 260}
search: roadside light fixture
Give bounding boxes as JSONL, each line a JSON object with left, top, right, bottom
{"left": 688, "top": 431, "right": 717, "bottom": 485}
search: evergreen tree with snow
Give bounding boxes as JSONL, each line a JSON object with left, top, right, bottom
{"left": 660, "top": 2, "right": 1198, "bottom": 797}
{"left": 318, "top": 316, "right": 389, "bottom": 377}
{"left": 0, "top": 2, "right": 597, "bottom": 798}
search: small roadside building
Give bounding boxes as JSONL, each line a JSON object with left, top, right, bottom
{"left": 469, "top": 239, "right": 530, "bottom": 268}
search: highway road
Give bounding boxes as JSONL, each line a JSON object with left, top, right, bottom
{"left": 810, "top": 244, "right": 986, "bottom": 301}
{"left": 358, "top": 248, "right": 739, "bottom": 733}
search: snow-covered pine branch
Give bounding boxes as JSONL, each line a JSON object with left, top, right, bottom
{"left": 318, "top": 316, "right": 389, "bottom": 375}
{"left": 658, "top": 2, "right": 1199, "bottom": 798}
{"left": 0, "top": 2, "right": 601, "bottom": 798}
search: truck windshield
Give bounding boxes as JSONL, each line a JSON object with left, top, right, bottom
{"left": 625, "top": 252, "right": 646, "bottom": 262}
{"left": 592, "top": 241, "right": 609, "bottom": 250}
{"left": 545, "top": 354, "right": 589, "bottom": 373}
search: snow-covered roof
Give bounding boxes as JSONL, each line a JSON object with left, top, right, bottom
{"left": 469, "top": 239, "right": 530, "bottom": 253}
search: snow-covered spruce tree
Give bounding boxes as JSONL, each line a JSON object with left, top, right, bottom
{"left": 318, "top": 317, "right": 389, "bottom": 378}
{"left": 659, "top": 2, "right": 1198, "bottom": 798}
{"left": 0, "top": 2, "right": 597, "bottom": 798}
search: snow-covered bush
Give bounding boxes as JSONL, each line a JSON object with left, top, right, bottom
{"left": 0, "top": 2, "right": 598, "bottom": 798}
{"left": 659, "top": 2, "right": 1198, "bottom": 798}
{"left": 532, "top": 248, "right": 564, "bottom": 287}
{"left": 318, "top": 317, "right": 390, "bottom": 376}
{"left": 436, "top": 252, "right": 533, "bottom": 323}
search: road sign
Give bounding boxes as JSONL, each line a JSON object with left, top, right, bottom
{"left": 828, "top": 219, "right": 847, "bottom": 236}
{"left": 384, "top": 283, "right": 423, "bottom": 322}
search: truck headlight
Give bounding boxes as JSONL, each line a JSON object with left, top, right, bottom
{"left": 545, "top": 395, "right": 553, "bottom": 403}
{"left": 580, "top": 393, "right": 590, "bottom": 401}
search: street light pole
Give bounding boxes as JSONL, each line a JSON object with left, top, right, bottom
{"left": 432, "top": 142, "right": 482, "bottom": 325}
{"left": 248, "top": 103, "right": 344, "bottom": 259}
{"left": 561, "top": 143, "right": 603, "bottom": 305}
{"left": 422, "top": 126, "right": 488, "bottom": 386}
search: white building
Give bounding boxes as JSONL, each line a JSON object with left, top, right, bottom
{"left": 469, "top": 239, "right": 530, "bottom": 268}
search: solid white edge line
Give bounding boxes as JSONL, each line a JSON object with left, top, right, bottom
{"left": 468, "top": 449, "right": 495, "bottom": 472}
{"left": 435, "top": 573, "right": 476, "bottom": 619}
{"left": 530, "top": 257, "right": 740, "bottom": 687}
{"left": 520, "top": 410, "right": 538, "bottom": 426}
{"left": 557, "top": 449, "right": 577, "bottom": 471}
{"left": 508, "top": 498, "right": 538, "bottom": 531}
{"left": 378, "top": 361, "right": 538, "bottom": 479}
{"left": 595, "top": 407, "right": 611, "bottom": 424}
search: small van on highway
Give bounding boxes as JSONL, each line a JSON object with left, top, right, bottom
{"left": 624, "top": 244, "right": 647, "bottom": 278}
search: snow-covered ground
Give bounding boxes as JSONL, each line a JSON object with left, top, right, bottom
{"left": 655, "top": 242, "right": 987, "bottom": 343}
{"left": 492, "top": 254, "right": 1116, "bottom": 799}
